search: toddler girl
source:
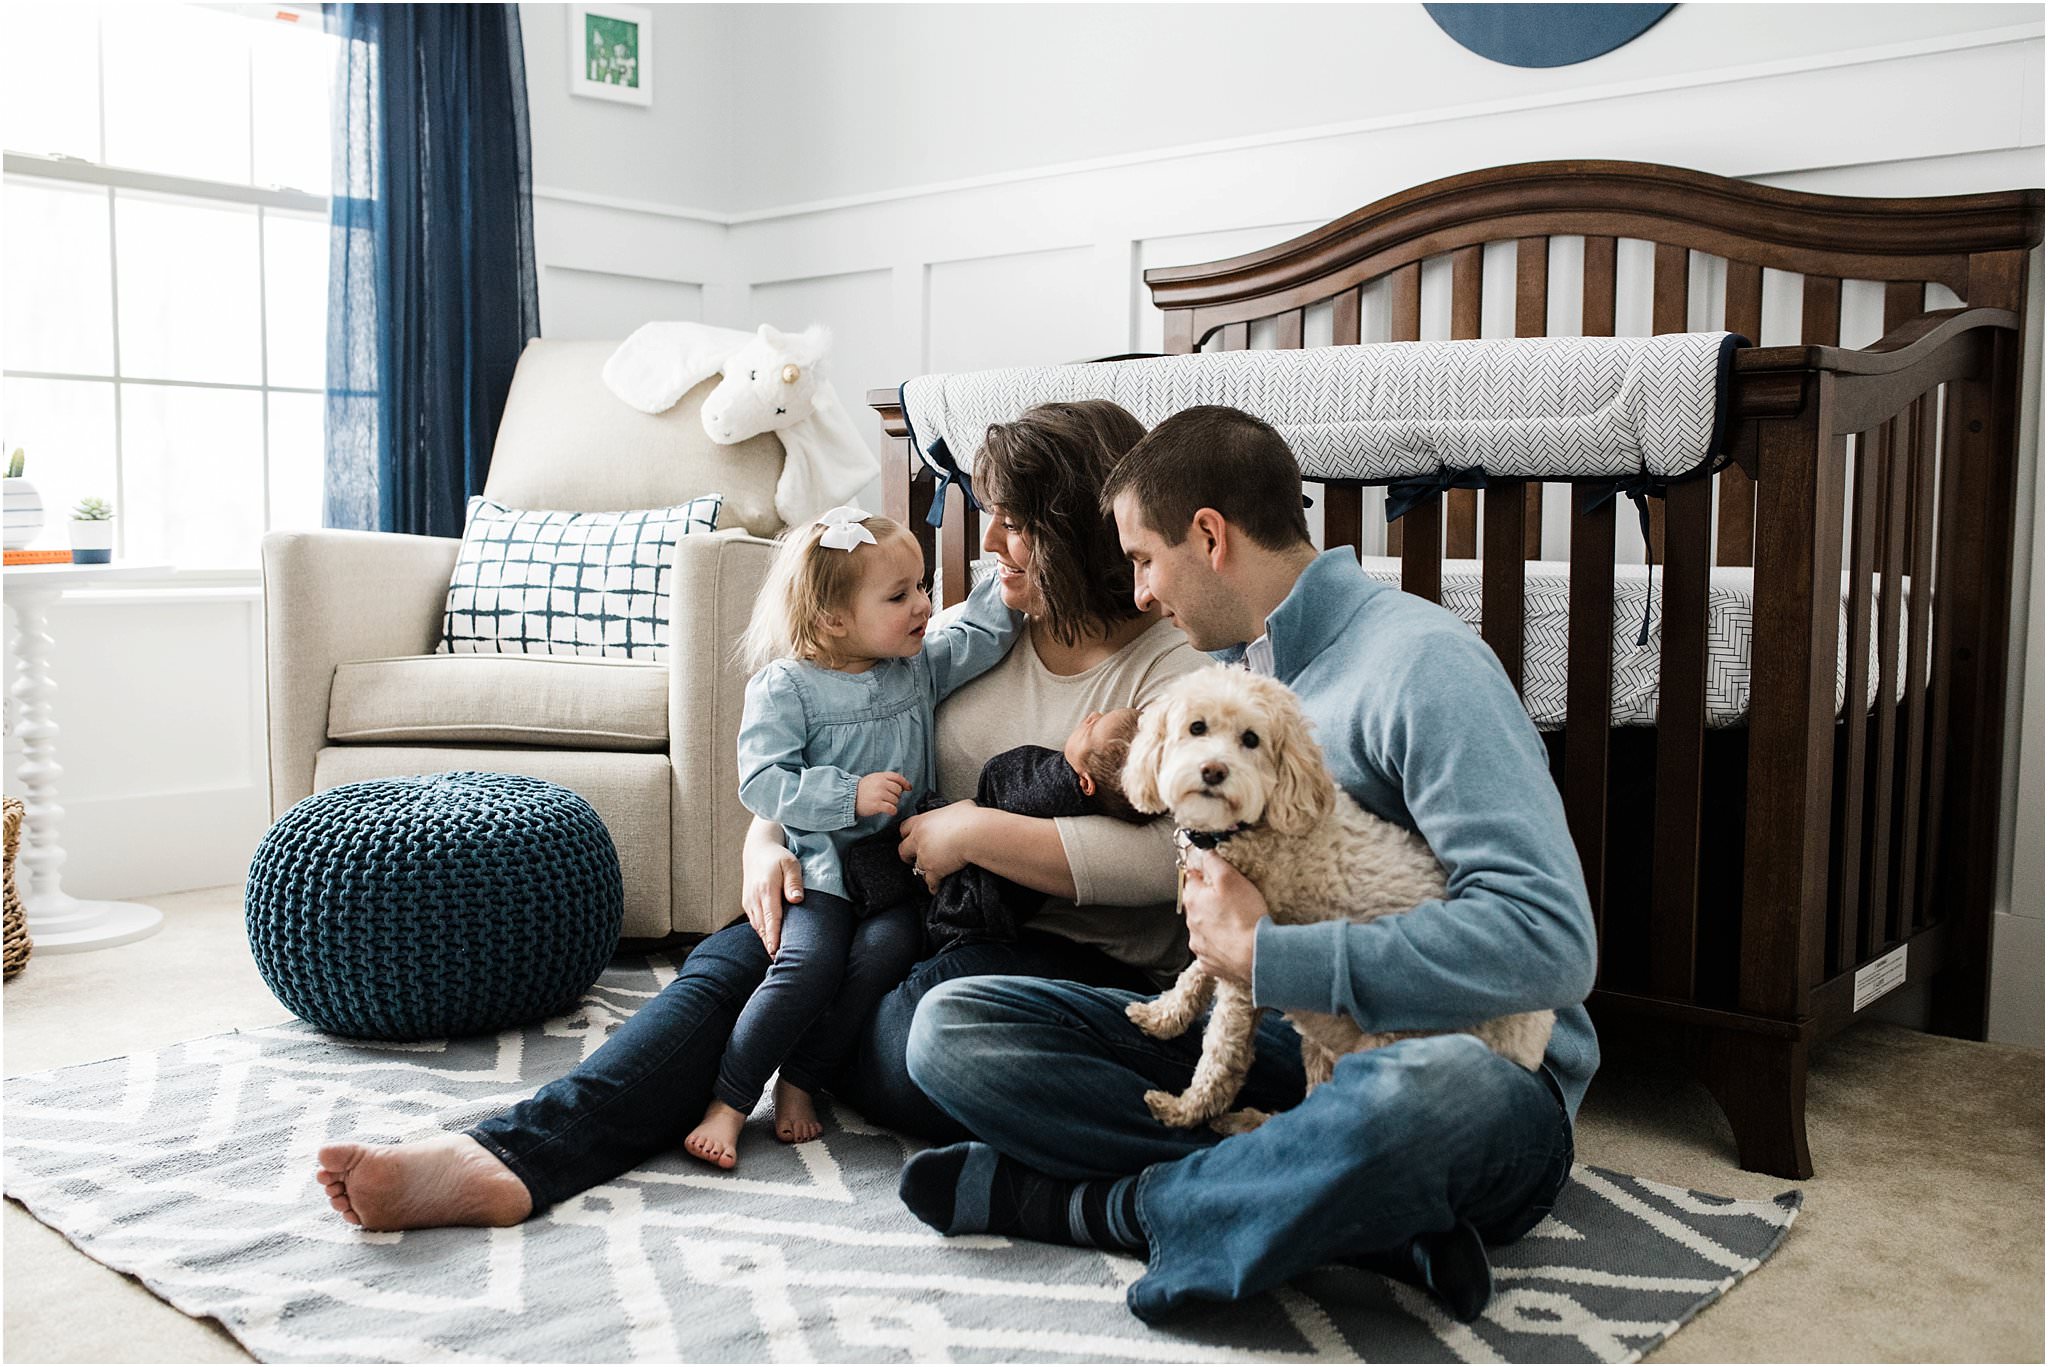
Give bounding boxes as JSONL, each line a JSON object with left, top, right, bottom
{"left": 686, "top": 505, "right": 1021, "bottom": 1168}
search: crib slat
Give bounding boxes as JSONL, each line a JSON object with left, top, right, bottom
{"left": 1649, "top": 476, "right": 1714, "bottom": 998}
{"left": 1221, "top": 321, "right": 1250, "bottom": 351}
{"left": 1884, "top": 282, "right": 1923, "bottom": 579}
{"left": 1516, "top": 238, "right": 1548, "bottom": 558}
{"left": 1448, "top": 247, "right": 1483, "bottom": 558}
{"left": 1583, "top": 236, "right": 1617, "bottom": 337}
{"left": 1803, "top": 276, "right": 1842, "bottom": 347}
{"left": 1566, "top": 488, "right": 1618, "bottom": 967}
{"left": 1837, "top": 430, "right": 1881, "bottom": 970}
{"left": 1482, "top": 483, "right": 1527, "bottom": 693}
{"left": 1896, "top": 394, "right": 1938, "bottom": 930}
{"left": 1718, "top": 261, "right": 1764, "bottom": 567}
{"left": 1917, "top": 389, "right": 1959, "bottom": 927}
{"left": 1401, "top": 497, "right": 1443, "bottom": 604}
{"left": 1276, "top": 308, "right": 1304, "bottom": 350}
{"left": 1388, "top": 264, "right": 1423, "bottom": 559}
{"left": 1870, "top": 411, "right": 1912, "bottom": 946}
{"left": 1648, "top": 244, "right": 1691, "bottom": 565}
{"left": 1322, "top": 288, "right": 1365, "bottom": 554}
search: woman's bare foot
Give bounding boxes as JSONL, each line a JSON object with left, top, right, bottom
{"left": 685, "top": 1100, "right": 747, "bottom": 1169}
{"left": 773, "top": 1078, "right": 823, "bottom": 1143}
{"left": 312, "top": 1133, "right": 532, "bottom": 1231}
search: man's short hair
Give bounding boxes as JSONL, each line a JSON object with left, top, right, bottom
{"left": 1099, "top": 405, "right": 1311, "bottom": 550}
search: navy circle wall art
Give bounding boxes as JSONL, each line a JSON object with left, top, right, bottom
{"left": 1425, "top": 4, "right": 1675, "bottom": 69}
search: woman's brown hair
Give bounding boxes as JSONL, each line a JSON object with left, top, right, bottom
{"left": 972, "top": 400, "right": 1147, "bottom": 647}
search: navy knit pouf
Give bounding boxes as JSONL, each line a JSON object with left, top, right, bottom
{"left": 244, "top": 772, "right": 624, "bottom": 1040}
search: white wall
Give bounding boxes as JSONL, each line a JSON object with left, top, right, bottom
{"left": 14, "top": 3, "right": 2040, "bottom": 1042}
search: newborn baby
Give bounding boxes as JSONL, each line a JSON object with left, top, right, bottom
{"left": 844, "top": 708, "right": 1149, "bottom": 954}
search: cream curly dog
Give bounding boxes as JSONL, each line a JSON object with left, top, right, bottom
{"left": 1121, "top": 665, "right": 1554, "bottom": 1133}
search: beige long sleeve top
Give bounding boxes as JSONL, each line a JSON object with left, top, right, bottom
{"left": 932, "top": 615, "right": 1205, "bottom": 980}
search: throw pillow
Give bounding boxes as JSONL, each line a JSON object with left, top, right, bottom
{"left": 439, "top": 494, "right": 723, "bottom": 662}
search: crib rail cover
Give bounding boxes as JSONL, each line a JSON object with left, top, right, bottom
{"left": 901, "top": 331, "right": 1742, "bottom": 518}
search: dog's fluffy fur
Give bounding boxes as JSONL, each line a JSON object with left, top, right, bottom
{"left": 1121, "top": 666, "right": 1554, "bottom": 1133}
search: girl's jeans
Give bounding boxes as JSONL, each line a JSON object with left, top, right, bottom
{"left": 710, "top": 892, "right": 921, "bottom": 1111}
{"left": 467, "top": 917, "right": 1157, "bottom": 1211}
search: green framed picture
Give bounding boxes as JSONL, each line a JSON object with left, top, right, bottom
{"left": 569, "top": 4, "right": 652, "bottom": 106}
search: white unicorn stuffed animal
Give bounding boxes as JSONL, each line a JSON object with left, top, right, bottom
{"left": 603, "top": 321, "right": 880, "bottom": 527}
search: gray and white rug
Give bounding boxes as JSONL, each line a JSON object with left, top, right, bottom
{"left": 4, "top": 956, "right": 1800, "bottom": 1363}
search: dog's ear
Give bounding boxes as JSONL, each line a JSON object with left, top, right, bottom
{"left": 1260, "top": 680, "right": 1333, "bottom": 836}
{"left": 1120, "top": 702, "right": 1172, "bottom": 815}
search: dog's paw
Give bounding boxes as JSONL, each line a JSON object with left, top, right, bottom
{"left": 1142, "top": 1089, "right": 1214, "bottom": 1129}
{"left": 1210, "top": 1108, "right": 1271, "bottom": 1136}
{"left": 1125, "top": 999, "right": 1182, "bottom": 1040}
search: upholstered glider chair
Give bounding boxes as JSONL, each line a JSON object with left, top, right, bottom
{"left": 262, "top": 339, "right": 786, "bottom": 939}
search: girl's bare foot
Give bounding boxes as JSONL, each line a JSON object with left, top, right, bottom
{"left": 685, "top": 1100, "right": 747, "bottom": 1169}
{"left": 311, "top": 1133, "right": 532, "bottom": 1231}
{"left": 773, "top": 1078, "right": 822, "bottom": 1143}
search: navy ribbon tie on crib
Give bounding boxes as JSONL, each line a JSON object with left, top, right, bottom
{"left": 1385, "top": 466, "right": 1489, "bottom": 525}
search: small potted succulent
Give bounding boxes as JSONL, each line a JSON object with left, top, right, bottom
{"left": 69, "top": 496, "right": 115, "bottom": 564}
{"left": 3, "top": 448, "right": 43, "bottom": 551}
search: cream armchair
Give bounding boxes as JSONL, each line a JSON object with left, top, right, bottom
{"left": 262, "top": 339, "right": 789, "bottom": 939}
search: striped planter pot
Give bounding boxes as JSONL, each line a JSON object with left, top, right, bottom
{"left": 3, "top": 478, "right": 44, "bottom": 551}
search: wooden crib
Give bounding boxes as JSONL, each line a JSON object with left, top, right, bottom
{"left": 872, "top": 161, "right": 2041, "bottom": 1179}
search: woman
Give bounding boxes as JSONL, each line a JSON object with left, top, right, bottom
{"left": 312, "top": 399, "right": 1202, "bottom": 1230}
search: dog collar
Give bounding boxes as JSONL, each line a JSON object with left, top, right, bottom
{"left": 1176, "top": 822, "right": 1252, "bottom": 853}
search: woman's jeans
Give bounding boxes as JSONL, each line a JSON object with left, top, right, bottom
{"left": 903, "top": 976, "right": 1576, "bottom": 1323}
{"left": 711, "top": 892, "right": 921, "bottom": 1111}
{"left": 467, "top": 917, "right": 1157, "bottom": 1212}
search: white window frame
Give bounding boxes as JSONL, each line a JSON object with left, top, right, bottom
{"left": 2, "top": 2, "right": 331, "bottom": 587}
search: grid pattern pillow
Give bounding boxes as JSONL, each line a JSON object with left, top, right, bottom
{"left": 438, "top": 494, "right": 723, "bottom": 662}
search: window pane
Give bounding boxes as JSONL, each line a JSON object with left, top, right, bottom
{"left": 266, "top": 390, "right": 324, "bottom": 532}
{"left": 251, "top": 16, "right": 335, "bottom": 194}
{"left": 120, "top": 385, "right": 264, "bottom": 567}
{"left": 101, "top": 2, "right": 251, "bottom": 183}
{"left": 3, "top": 178, "right": 115, "bottom": 375}
{"left": 0, "top": 379, "right": 119, "bottom": 553}
{"left": 0, "top": 3, "right": 103, "bottom": 159}
{"left": 115, "top": 192, "right": 262, "bottom": 384}
{"left": 264, "top": 211, "right": 328, "bottom": 390}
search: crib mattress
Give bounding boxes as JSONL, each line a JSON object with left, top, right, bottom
{"left": 966, "top": 556, "right": 1909, "bottom": 729}
{"left": 1356, "top": 557, "right": 1912, "bottom": 730}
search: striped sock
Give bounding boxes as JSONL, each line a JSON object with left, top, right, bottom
{"left": 899, "top": 1142, "right": 1145, "bottom": 1253}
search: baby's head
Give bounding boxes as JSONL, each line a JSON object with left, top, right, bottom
{"left": 738, "top": 506, "right": 929, "bottom": 672}
{"left": 1063, "top": 707, "right": 1146, "bottom": 823}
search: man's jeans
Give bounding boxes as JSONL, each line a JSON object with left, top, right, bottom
{"left": 905, "top": 975, "right": 1575, "bottom": 1322}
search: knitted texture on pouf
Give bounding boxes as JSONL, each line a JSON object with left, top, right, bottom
{"left": 245, "top": 772, "right": 624, "bottom": 1040}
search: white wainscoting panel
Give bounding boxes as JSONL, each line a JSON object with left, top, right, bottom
{"left": 541, "top": 267, "right": 703, "bottom": 341}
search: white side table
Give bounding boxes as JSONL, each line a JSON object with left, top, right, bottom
{"left": 5, "top": 563, "right": 174, "bottom": 952}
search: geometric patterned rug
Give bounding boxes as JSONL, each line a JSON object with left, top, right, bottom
{"left": 3, "top": 956, "right": 1801, "bottom": 1363}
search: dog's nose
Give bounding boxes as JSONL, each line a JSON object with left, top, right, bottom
{"left": 1200, "top": 762, "right": 1229, "bottom": 787}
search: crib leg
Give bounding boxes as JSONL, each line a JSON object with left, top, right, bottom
{"left": 1692, "top": 1031, "right": 1814, "bottom": 1181}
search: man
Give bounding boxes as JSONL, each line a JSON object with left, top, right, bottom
{"left": 896, "top": 405, "right": 1598, "bottom": 1324}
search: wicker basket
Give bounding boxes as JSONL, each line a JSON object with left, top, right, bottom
{"left": 4, "top": 797, "right": 29, "bottom": 979}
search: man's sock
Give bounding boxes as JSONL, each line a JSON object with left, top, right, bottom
{"left": 899, "top": 1142, "right": 1145, "bottom": 1253}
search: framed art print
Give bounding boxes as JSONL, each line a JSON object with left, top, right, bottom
{"left": 569, "top": 4, "right": 652, "bottom": 106}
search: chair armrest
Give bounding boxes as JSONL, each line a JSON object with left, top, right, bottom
{"left": 665, "top": 529, "right": 777, "bottom": 935}
{"left": 261, "top": 529, "right": 462, "bottom": 817}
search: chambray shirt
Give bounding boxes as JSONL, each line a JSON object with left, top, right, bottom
{"left": 1218, "top": 548, "right": 1602, "bottom": 1121}
{"left": 737, "top": 576, "right": 1022, "bottom": 901}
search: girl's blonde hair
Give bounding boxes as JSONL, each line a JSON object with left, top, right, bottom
{"left": 737, "top": 513, "right": 920, "bottom": 672}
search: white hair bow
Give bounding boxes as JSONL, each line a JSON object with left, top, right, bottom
{"left": 814, "top": 503, "right": 877, "bottom": 552}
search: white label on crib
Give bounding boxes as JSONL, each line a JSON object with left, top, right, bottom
{"left": 1853, "top": 944, "right": 1909, "bottom": 1012}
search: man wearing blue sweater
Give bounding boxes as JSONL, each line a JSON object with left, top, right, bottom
{"left": 898, "top": 405, "right": 1599, "bottom": 1324}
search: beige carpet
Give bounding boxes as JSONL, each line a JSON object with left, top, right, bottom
{"left": 4, "top": 887, "right": 2041, "bottom": 1364}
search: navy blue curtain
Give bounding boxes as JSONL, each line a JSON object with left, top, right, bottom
{"left": 324, "top": 4, "right": 540, "bottom": 536}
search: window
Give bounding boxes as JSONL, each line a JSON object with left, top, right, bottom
{"left": 2, "top": 2, "right": 336, "bottom": 570}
